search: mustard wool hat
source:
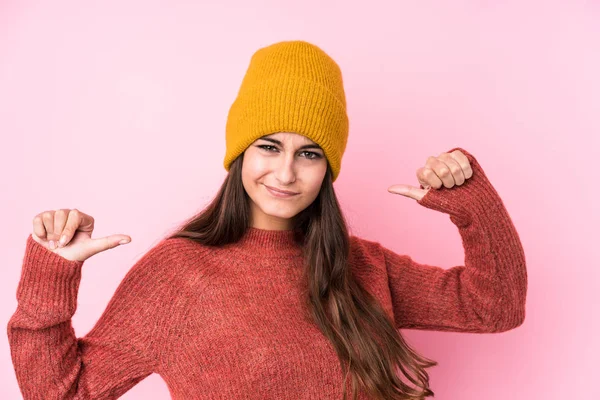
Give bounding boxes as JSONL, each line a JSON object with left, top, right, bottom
{"left": 223, "top": 40, "right": 349, "bottom": 182}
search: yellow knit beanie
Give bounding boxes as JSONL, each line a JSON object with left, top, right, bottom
{"left": 224, "top": 40, "right": 349, "bottom": 182}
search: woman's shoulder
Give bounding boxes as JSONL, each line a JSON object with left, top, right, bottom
{"left": 347, "top": 234, "right": 387, "bottom": 265}
{"left": 346, "top": 234, "right": 395, "bottom": 286}
{"left": 140, "top": 236, "right": 203, "bottom": 264}
{"left": 133, "top": 236, "right": 221, "bottom": 282}
{"left": 158, "top": 236, "right": 215, "bottom": 256}
{"left": 349, "top": 233, "right": 382, "bottom": 252}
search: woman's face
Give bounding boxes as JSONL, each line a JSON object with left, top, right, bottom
{"left": 242, "top": 132, "right": 328, "bottom": 230}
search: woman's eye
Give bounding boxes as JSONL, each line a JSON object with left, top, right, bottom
{"left": 258, "top": 145, "right": 277, "bottom": 152}
{"left": 301, "top": 151, "right": 321, "bottom": 159}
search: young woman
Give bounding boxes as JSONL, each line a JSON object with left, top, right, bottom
{"left": 7, "top": 40, "right": 528, "bottom": 400}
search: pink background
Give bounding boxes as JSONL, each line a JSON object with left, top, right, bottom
{"left": 2, "top": 1, "right": 598, "bottom": 399}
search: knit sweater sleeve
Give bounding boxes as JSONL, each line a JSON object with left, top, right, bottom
{"left": 7, "top": 235, "right": 179, "bottom": 399}
{"left": 380, "top": 147, "right": 528, "bottom": 333}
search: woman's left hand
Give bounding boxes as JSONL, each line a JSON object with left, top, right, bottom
{"left": 387, "top": 149, "right": 474, "bottom": 201}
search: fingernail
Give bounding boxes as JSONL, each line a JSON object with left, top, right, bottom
{"left": 59, "top": 235, "right": 66, "bottom": 246}
{"left": 49, "top": 240, "right": 56, "bottom": 249}
{"left": 119, "top": 239, "right": 130, "bottom": 245}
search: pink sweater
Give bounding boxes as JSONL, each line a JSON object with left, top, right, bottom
{"left": 7, "top": 147, "right": 527, "bottom": 399}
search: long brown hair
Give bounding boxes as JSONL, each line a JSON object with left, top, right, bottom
{"left": 165, "top": 152, "right": 437, "bottom": 399}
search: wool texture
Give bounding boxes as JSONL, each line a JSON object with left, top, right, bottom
{"left": 7, "top": 147, "right": 527, "bottom": 399}
{"left": 224, "top": 40, "right": 349, "bottom": 182}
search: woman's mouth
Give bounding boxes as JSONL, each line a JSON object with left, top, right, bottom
{"left": 264, "top": 185, "right": 299, "bottom": 198}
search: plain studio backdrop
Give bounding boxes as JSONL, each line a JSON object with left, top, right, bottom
{"left": 1, "top": 1, "right": 598, "bottom": 399}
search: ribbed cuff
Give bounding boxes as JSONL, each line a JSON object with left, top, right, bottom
{"left": 15, "top": 235, "right": 85, "bottom": 321}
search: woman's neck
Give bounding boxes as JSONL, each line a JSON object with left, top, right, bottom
{"left": 234, "top": 226, "right": 304, "bottom": 257}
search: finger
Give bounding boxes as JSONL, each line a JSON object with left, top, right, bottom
{"left": 71, "top": 209, "right": 95, "bottom": 234}
{"left": 449, "top": 150, "right": 473, "bottom": 179}
{"left": 58, "top": 209, "right": 80, "bottom": 247}
{"left": 53, "top": 209, "right": 69, "bottom": 246}
{"left": 33, "top": 214, "right": 48, "bottom": 240}
{"left": 427, "top": 157, "right": 457, "bottom": 188}
{"left": 387, "top": 184, "right": 427, "bottom": 201}
{"left": 42, "top": 211, "right": 56, "bottom": 241}
{"left": 426, "top": 156, "right": 455, "bottom": 188}
{"left": 438, "top": 153, "right": 465, "bottom": 186}
{"left": 87, "top": 235, "right": 131, "bottom": 257}
{"left": 417, "top": 166, "right": 443, "bottom": 189}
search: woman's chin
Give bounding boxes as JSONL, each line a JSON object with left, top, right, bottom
{"left": 259, "top": 206, "right": 299, "bottom": 221}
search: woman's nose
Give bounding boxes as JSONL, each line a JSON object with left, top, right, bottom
{"left": 274, "top": 156, "right": 297, "bottom": 183}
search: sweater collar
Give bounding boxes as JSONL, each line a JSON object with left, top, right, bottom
{"left": 235, "top": 227, "right": 304, "bottom": 257}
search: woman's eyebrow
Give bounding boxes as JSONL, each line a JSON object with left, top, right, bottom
{"left": 258, "top": 137, "right": 322, "bottom": 150}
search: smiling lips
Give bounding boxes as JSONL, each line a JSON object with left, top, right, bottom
{"left": 264, "top": 185, "right": 299, "bottom": 198}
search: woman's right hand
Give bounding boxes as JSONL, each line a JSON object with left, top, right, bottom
{"left": 31, "top": 209, "right": 132, "bottom": 262}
